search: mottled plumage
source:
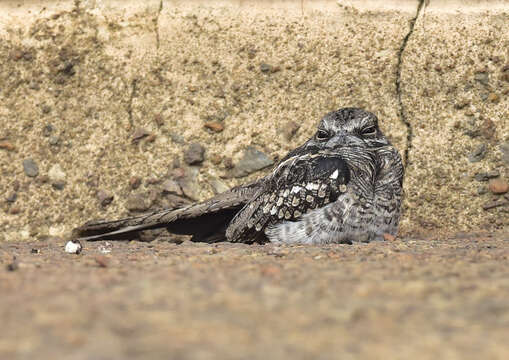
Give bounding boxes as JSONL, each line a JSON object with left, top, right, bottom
{"left": 74, "top": 108, "right": 404, "bottom": 244}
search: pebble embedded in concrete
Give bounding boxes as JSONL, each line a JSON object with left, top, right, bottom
{"left": 23, "top": 158, "right": 39, "bottom": 177}
{"left": 488, "top": 178, "right": 509, "bottom": 195}
{"left": 232, "top": 146, "right": 274, "bottom": 178}
{"left": 467, "top": 143, "right": 486, "bottom": 163}
{"left": 97, "top": 190, "right": 114, "bottom": 207}
{"left": 183, "top": 143, "right": 205, "bottom": 165}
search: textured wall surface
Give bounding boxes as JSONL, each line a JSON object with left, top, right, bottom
{"left": 0, "top": 0, "right": 508, "bottom": 241}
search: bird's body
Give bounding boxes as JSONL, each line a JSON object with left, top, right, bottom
{"left": 74, "top": 108, "right": 404, "bottom": 244}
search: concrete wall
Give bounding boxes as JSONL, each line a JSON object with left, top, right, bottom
{"left": 0, "top": 0, "right": 508, "bottom": 241}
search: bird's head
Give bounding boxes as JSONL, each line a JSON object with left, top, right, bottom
{"left": 312, "top": 108, "right": 390, "bottom": 150}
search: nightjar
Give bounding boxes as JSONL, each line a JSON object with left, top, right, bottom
{"left": 74, "top": 108, "right": 404, "bottom": 244}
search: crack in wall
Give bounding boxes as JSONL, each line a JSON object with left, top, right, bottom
{"left": 396, "top": 0, "right": 425, "bottom": 167}
{"left": 127, "top": 78, "right": 138, "bottom": 127}
{"left": 155, "top": 0, "right": 164, "bottom": 50}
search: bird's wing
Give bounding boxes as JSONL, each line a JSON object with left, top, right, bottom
{"left": 225, "top": 152, "right": 350, "bottom": 243}
{"left": 73, "top": 180, "right": 262, "bottom": 241}
{"left": 264, "top": 193, "right": 359, "bottom": 244}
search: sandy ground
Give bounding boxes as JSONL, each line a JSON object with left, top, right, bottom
{"left": 1, "top": 232, "right": 509, "bottom": 360}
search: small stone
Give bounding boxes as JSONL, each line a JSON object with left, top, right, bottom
{"left": 204, "top": 121, "right": 224, "bottom": 133}
{"left": 97, "top": 190, "right": 114, "bottom": 207}
{"left": 282, "top": 121, "right": 300, "bottom": 141}
{"left": 209, "top": 177, "right": 229, "bottom": 194}
{"left": 11, "top": 50, "right": 23, "bottom": 61}
{"left": 467, "top": 143, "right": 487, "bottom": 163}
{"left": 474, "top": 71, "right": 489, "bottom": 86}
{"left": 42, "top": 124, "right": 54, "bottom": 136}
{"left": 169, "top": 132, "right": 185, "bottom": 144}
{"left": 154, "top": 113, "right": 164, "bottom": 126}
{"left": 6, "top": 257, "right": 19, "bottom": 271}
{"left": 500, "top": 141, "right": 509, "bottom": 166}
{"left": 12, "top": 180, "right": 20, "bottom": 191}
{"left": 94, "top": 255, "right": 109, "bottom": 268}
{"left": 454, "top": 99, "right": 469, "bottom": 109}
{"left": 9, "top": 206, "right": 21, "bottom": 215}
{"left": 183, "top": 143, "right": 205, "bottom": 165}
{"left": 6, "top": 192, "right": 17, "bottom": 203}
{"left": 41, "top": 104, "right": 51, "bottom": 114}
{"left": 23, "top": 158, "right": 39, "bottom": 177}
{"left": 126, "top": 194, "right": 151, "bottom": 212}
{"left": 474, "top": 171, "right": 499, "bottom": 182}
{"left": 31, "top": 248, "right": 40, "bottom": 254}
{"left": 129, "top": 176, "right": 141, "bottom": 190}
{"left": 48, "top": 164, "right": 66, "bottom": 183}
{"left": 49, "top": 135, "right": 60, "bottom": 146}
{"left": 260, "top": 63, "right": 272, "bottom": 73}
{"left": 0, "top": 141, "right": 16, "bottom": 151}
{"left": 132, "top": 128, "right": 150, "bottom": 142}
{"left": 232, "top": 146, "right": 274, "bottom": 178}
{"left": 482, "top": 200, "right": 509, "bottom": 210}
{"left": 481, "top": 118, "right": 496, "bottom": 140}
{"left": 477, "top": 186, "right": 488, "bottom": 195}
{"left": 223, "top": 157, "right": 234, "bottom": 169}
{"left": 210, "top": 154, "right": 222, "bottom": 165}
{"left": 138, "top": 229, "right": 165, "bottom": 242}
{"left": 488, "top": 93, "right": 500, "bottom": 103}
{"left": 146, "top": 177, "right": 161, "bottom": 185}
{"left": 51, "top": 181, "right": 66, "bottom": 190}
{"left": 178, "top": 172, "right": 201, "bottom": 201}
{"left": 488, "top": 178, "right": 509, "bottom": 194}
{"left": 383, "top": 233, "right": 396, "bottom": 241}
{"left": 29, "top": 81, "right": 40, "bottom": 90}
{"left": 65, "top": 240, "right": 82, "bottom": 254}
{"left": 161, "top": 179, "right": 183, "bottom": 195}
{"left": 146, "top": 134, "right": 157, "bottom": 143}
{"left": 23, "top": 51, "right": 33, "bottom": 61}
{"left": 37, "top": 175, "right": 49, "bottom": 184}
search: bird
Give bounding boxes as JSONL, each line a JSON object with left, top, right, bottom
{"left": 74, "top": 108, "right": 404, "bottom": 245}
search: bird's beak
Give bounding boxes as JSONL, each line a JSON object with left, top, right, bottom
{"left": 325, "top": 133, "right": 363, "bottom": 149}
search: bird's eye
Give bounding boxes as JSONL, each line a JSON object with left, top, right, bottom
{"left": 361, "top": 126, "right": 376, "bottom": 137}
{"left": 316, "top": 129, "right": 329, "bottom": 140}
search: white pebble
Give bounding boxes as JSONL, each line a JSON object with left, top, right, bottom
{"left": 65, "top": 240, "right": 82, "bottom": 254}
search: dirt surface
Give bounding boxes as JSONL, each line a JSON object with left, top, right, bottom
{"left": 2, "top": 233, "right": 509, "bottom": 360}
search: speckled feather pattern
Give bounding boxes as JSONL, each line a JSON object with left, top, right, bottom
{"left": 75, "top": 108, "right": 404, "bottom": 244}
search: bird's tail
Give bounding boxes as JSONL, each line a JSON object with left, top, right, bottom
{"left": 72, "top": 209, "right": 177, "bottom": 241}
{"left": 73, "top": 180, "right": 262, "bottom": 242}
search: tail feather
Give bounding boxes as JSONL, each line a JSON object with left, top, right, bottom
{"left": 73, "top": 180, "right": 262, "bottom": 242}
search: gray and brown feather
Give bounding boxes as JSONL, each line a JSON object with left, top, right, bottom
{"left": 74, "top": 108, "right": 404, "bottom": 244}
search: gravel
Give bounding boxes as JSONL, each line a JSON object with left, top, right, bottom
{"left": 488, "top": 178, "right": 509, "bottom": 194}
{"left": 23, "top": 158, "right": 39, "bottom": 177}
{"left": 232, "top": 146, "right": 274, "bottom": 178}
{"left": 126, "top": 194, "right": 152, "bottom": 212}
{"left": 467, "top": 143, "right": 487, "bottom": 163}
{"left": 97, "top": 189, "right": 114, "bottom": 207}
{"left": 474, "top": 171, "right": 500, "bottom": 182}
{"left": 500, "top": 141, "right": 509, "bottom": 166}
{"left": 161, "top": 179, "right": 183, "bottom": 196}
{"left": 183, "top": 143, "right": 205, "bottom": 165}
